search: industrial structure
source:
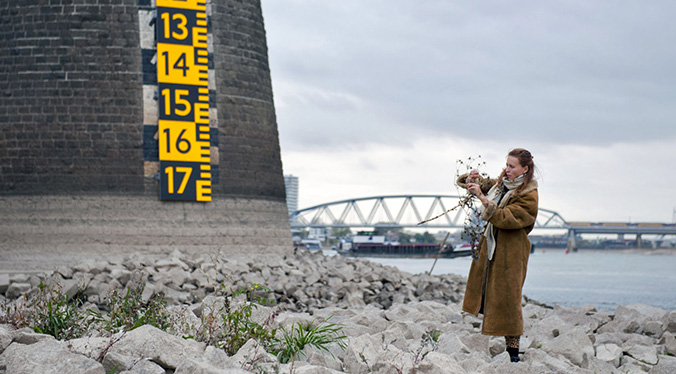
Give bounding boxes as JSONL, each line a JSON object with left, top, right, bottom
{"left": 0, "top": 0, "right": 291, "bottom": 269}
{"left": 289, "top": 195, "right": 676, "bottom": 251}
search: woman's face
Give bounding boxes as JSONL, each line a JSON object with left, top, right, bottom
{"left": 505, "top": 155, "right": 528, "bottom": 181}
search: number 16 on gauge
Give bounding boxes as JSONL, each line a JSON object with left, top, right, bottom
{"left": 158, "top": 120, "right": 211, "bottom": 201}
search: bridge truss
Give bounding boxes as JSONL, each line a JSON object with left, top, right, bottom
{"left": 289, "top": 195, "right": 568, "bottom": 230}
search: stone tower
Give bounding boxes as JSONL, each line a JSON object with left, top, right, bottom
{"left": 0, "top": 0, "right": 291, "bottom": 269}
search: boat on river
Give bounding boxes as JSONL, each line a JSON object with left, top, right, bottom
{"left": 338, "top": 242, "right": 472, "bottom": 259}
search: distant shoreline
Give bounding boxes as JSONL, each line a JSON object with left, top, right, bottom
{"left": 535, "top": 247, "right": 676, "bottom": 255}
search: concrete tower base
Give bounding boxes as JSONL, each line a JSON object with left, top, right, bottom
{"left": 0, "top": 195, "right": 291, "bottom": 272}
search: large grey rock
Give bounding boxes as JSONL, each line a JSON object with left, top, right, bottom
{"left": 607, "top": 304, "right": 668, "bottom": 335}
{"left": 456, "top": 351, "right": 492, "bottom": 373}
{"left": 663, "top": 311, "right": 676, "bottom": 333}
{"left": 597, "top": 318, "right": 640, "bottom": 334}
{"left": 0, "top": 274, "right": 10, "bottom": 294}
{"left": 526, "top": 313, "right": 569, "bottom": 343}
{"left": 618, "top": 304, "right": 668, "bottom": 322}
{"left": 648, "top": 355, "right": 676, "bottom": 374}
{"left": 644, "top": 320, "right": 665, "bottom": 338}
{"left": 658, "top": 331, "right": 676, "bottom": 355}
{"left": 523, "top": 348, "right": 577, "bottom": 373}
{"left": 403, "top": 301, "right": 451, "bottom": 323}
{"left": 0, "top": 325, "right": 13, "bottom": 354}
{"left": 108, "top": 325, "right": 207, "bottom": 370}
{"left": 2, "top": 339, "right": 104, "bottom": 374}
{"left": 541, "top": 327, "right": 594, "bottom": 367}
{"left": 620, "top": 355, "right": 653, "bottom": 373}
{"left": 369, "top": 348, "right": 414, "bottom": 374}
{"left": 437, "top": 332, "right": 471, "bottom": 356}
{"left": 118, "top": 358, "right": 166, "bottom": 374}
{"left": 625, "top": 343, "right": 658, "bottom": 365}
{"left": 300, "top": 344, "right": 344, "bottom": 372}
{"left": 382, "top": 320, "right": 426, "bottom": 351}
{"left": 110, "top": 268, "right": 133, "bottom": 287}
{"left": 579, "top": 358, "right": 622, "bottom": 374}
{"left": 174, "top": 358, "right": 250, "bottom": 374}
{"left": 228, "top": 339, "right": 278, "bottom": 371}
{"left": 343, "top": 334, "right": 385, "bottom": 374}
{"left": 585, "top": 357, "right": 622, "bottom": 374}
{"left": 555, "top": 305, "right": 602, "bottom": 334}
{"left": 458, "top": 331, "right": 490, "bottom": 357}
{"left": 413, "top": 351, "right": 466, "bottom": 374}
{"left": 161, "top": 267, "right": 192, "bottom": 289}
{"left": 67, "top": 336, "right": 111, "bottom": 360}
{"left": 102, "top": 351, "right": 138, "bottom": 373}
{"left": 343, "top": 308, "right": 388, "bottom": 336}
{"left": 12, "top": 328, "right": 53, "bottom": 345}
{"left": 155, "top": 256, "right": 190, "bottom": 271}
{"left": 54, "top": 276, "right": 82, "bottom": 300}
{"left": 593, "top": 332, "right": 624, "bottom": 347}
{"left": 292, "top": 365, "right": 345, "bottom": 374}
{"left": 595, "top": 343, "right": 622, "bottom": 367}
{"left": 166, "top": 305, "right": 201, "bottom": 335}
{"left": 488, "top": 336, "right": 506, "bottom": 357}
{"left": 5, "top": 283, "right": 31, "bottom": 299}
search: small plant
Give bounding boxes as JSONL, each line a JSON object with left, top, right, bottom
{"left": 0, "top": 280, "right": 92, "bottom": 341}
{"left": 358, "top": 349, "right": 372, "bottom": 373}
{"left": 1, "top": 297, "right": 30, "bottom": 328}
{"left": 189, "top": 283, "right": 279, "bottom": 356}
{"left": 101, "top": 283, "right": 170, "bottom": 333}
{"left": 412, "top": 328, "right": 440, "bottom": 366}
{"left": 29, "top": 282, "right": 89, "bottom": 340}
{"left": 218, "top": 296, "right": 277, "bottom": 355}
{"left": 273, "top": 317, "right": 347, "bottom": 364}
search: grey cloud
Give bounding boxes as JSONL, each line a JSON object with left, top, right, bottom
{"left": 263, "top": 1, "right": 676, "bottom": 150}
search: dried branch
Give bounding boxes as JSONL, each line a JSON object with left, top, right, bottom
{"left": 416, "top": 195, "right": 471, "bottom": 226}
{"left": 418, "top": 155, "right": 489, "bottom": 261}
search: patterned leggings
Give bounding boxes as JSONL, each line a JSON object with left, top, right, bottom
{"left": 505, "top": 336, "right": 520, "bottom": 349}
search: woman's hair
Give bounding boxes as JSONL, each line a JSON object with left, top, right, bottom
{"left": 497, "top": 148, "right": 535, "bottom": 194}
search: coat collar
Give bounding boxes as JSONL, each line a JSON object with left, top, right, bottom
{"left": 519, "top": 179, "right": 538, "bottom": 195}
{"left": 497, "top": 179, "right": 538, "bottom": 208}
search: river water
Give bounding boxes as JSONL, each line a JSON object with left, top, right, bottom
{"left": 357, "top": 249, "right": 676, "bottom": 312}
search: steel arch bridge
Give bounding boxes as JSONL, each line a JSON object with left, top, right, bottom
{"left": 289, "top": 194, "right": 568, "bottom": 230}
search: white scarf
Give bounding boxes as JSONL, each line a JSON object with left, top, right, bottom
{"left": 483, "top": 174, "right": 525, "bottom": 261}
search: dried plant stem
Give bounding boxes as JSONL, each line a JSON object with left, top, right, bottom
{"left": 416, "top": 195, "right": 473, "bottom": 226}
{"left": 428, "top": 231, "right": 450, "bottom": 275}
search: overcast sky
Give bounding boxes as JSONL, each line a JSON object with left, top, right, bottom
{"left": 261, "top": 1, "right": 676, "bottom": 223}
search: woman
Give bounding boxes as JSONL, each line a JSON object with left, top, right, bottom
{"left": 457, "top": 148, "right": 538, "bottom": 363}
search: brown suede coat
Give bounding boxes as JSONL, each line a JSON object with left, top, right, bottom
{"left": 457, "top": 174, "right": 539, "bottom": 336}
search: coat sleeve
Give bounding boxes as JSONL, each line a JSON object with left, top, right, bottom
{"left": 481, "top": 190, "right": 538, "bottom": 230}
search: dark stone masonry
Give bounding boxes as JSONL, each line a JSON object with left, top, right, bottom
{"left": 0, "top": 0, "right": 144, "bottom": 194}
{"left": 0, "top": 0, "right": 291, "bottom": 266}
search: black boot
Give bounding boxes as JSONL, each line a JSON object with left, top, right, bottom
{"left": 507, "top": 347, "right": 520, "bottom": 363}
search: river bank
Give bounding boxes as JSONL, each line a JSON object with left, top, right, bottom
{"left": 1, "top": 248, "right": 675, "bottom": 373}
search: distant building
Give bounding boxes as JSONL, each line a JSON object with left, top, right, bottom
{"left": 284, "top": 175, "right": 299, "bottom": 217}
{"left": 309, "top": 227, "right": 328, "bottom": 242}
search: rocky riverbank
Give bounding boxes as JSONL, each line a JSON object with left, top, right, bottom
{"left": 1, "top": 249, "right": 675, "bottom": 373}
